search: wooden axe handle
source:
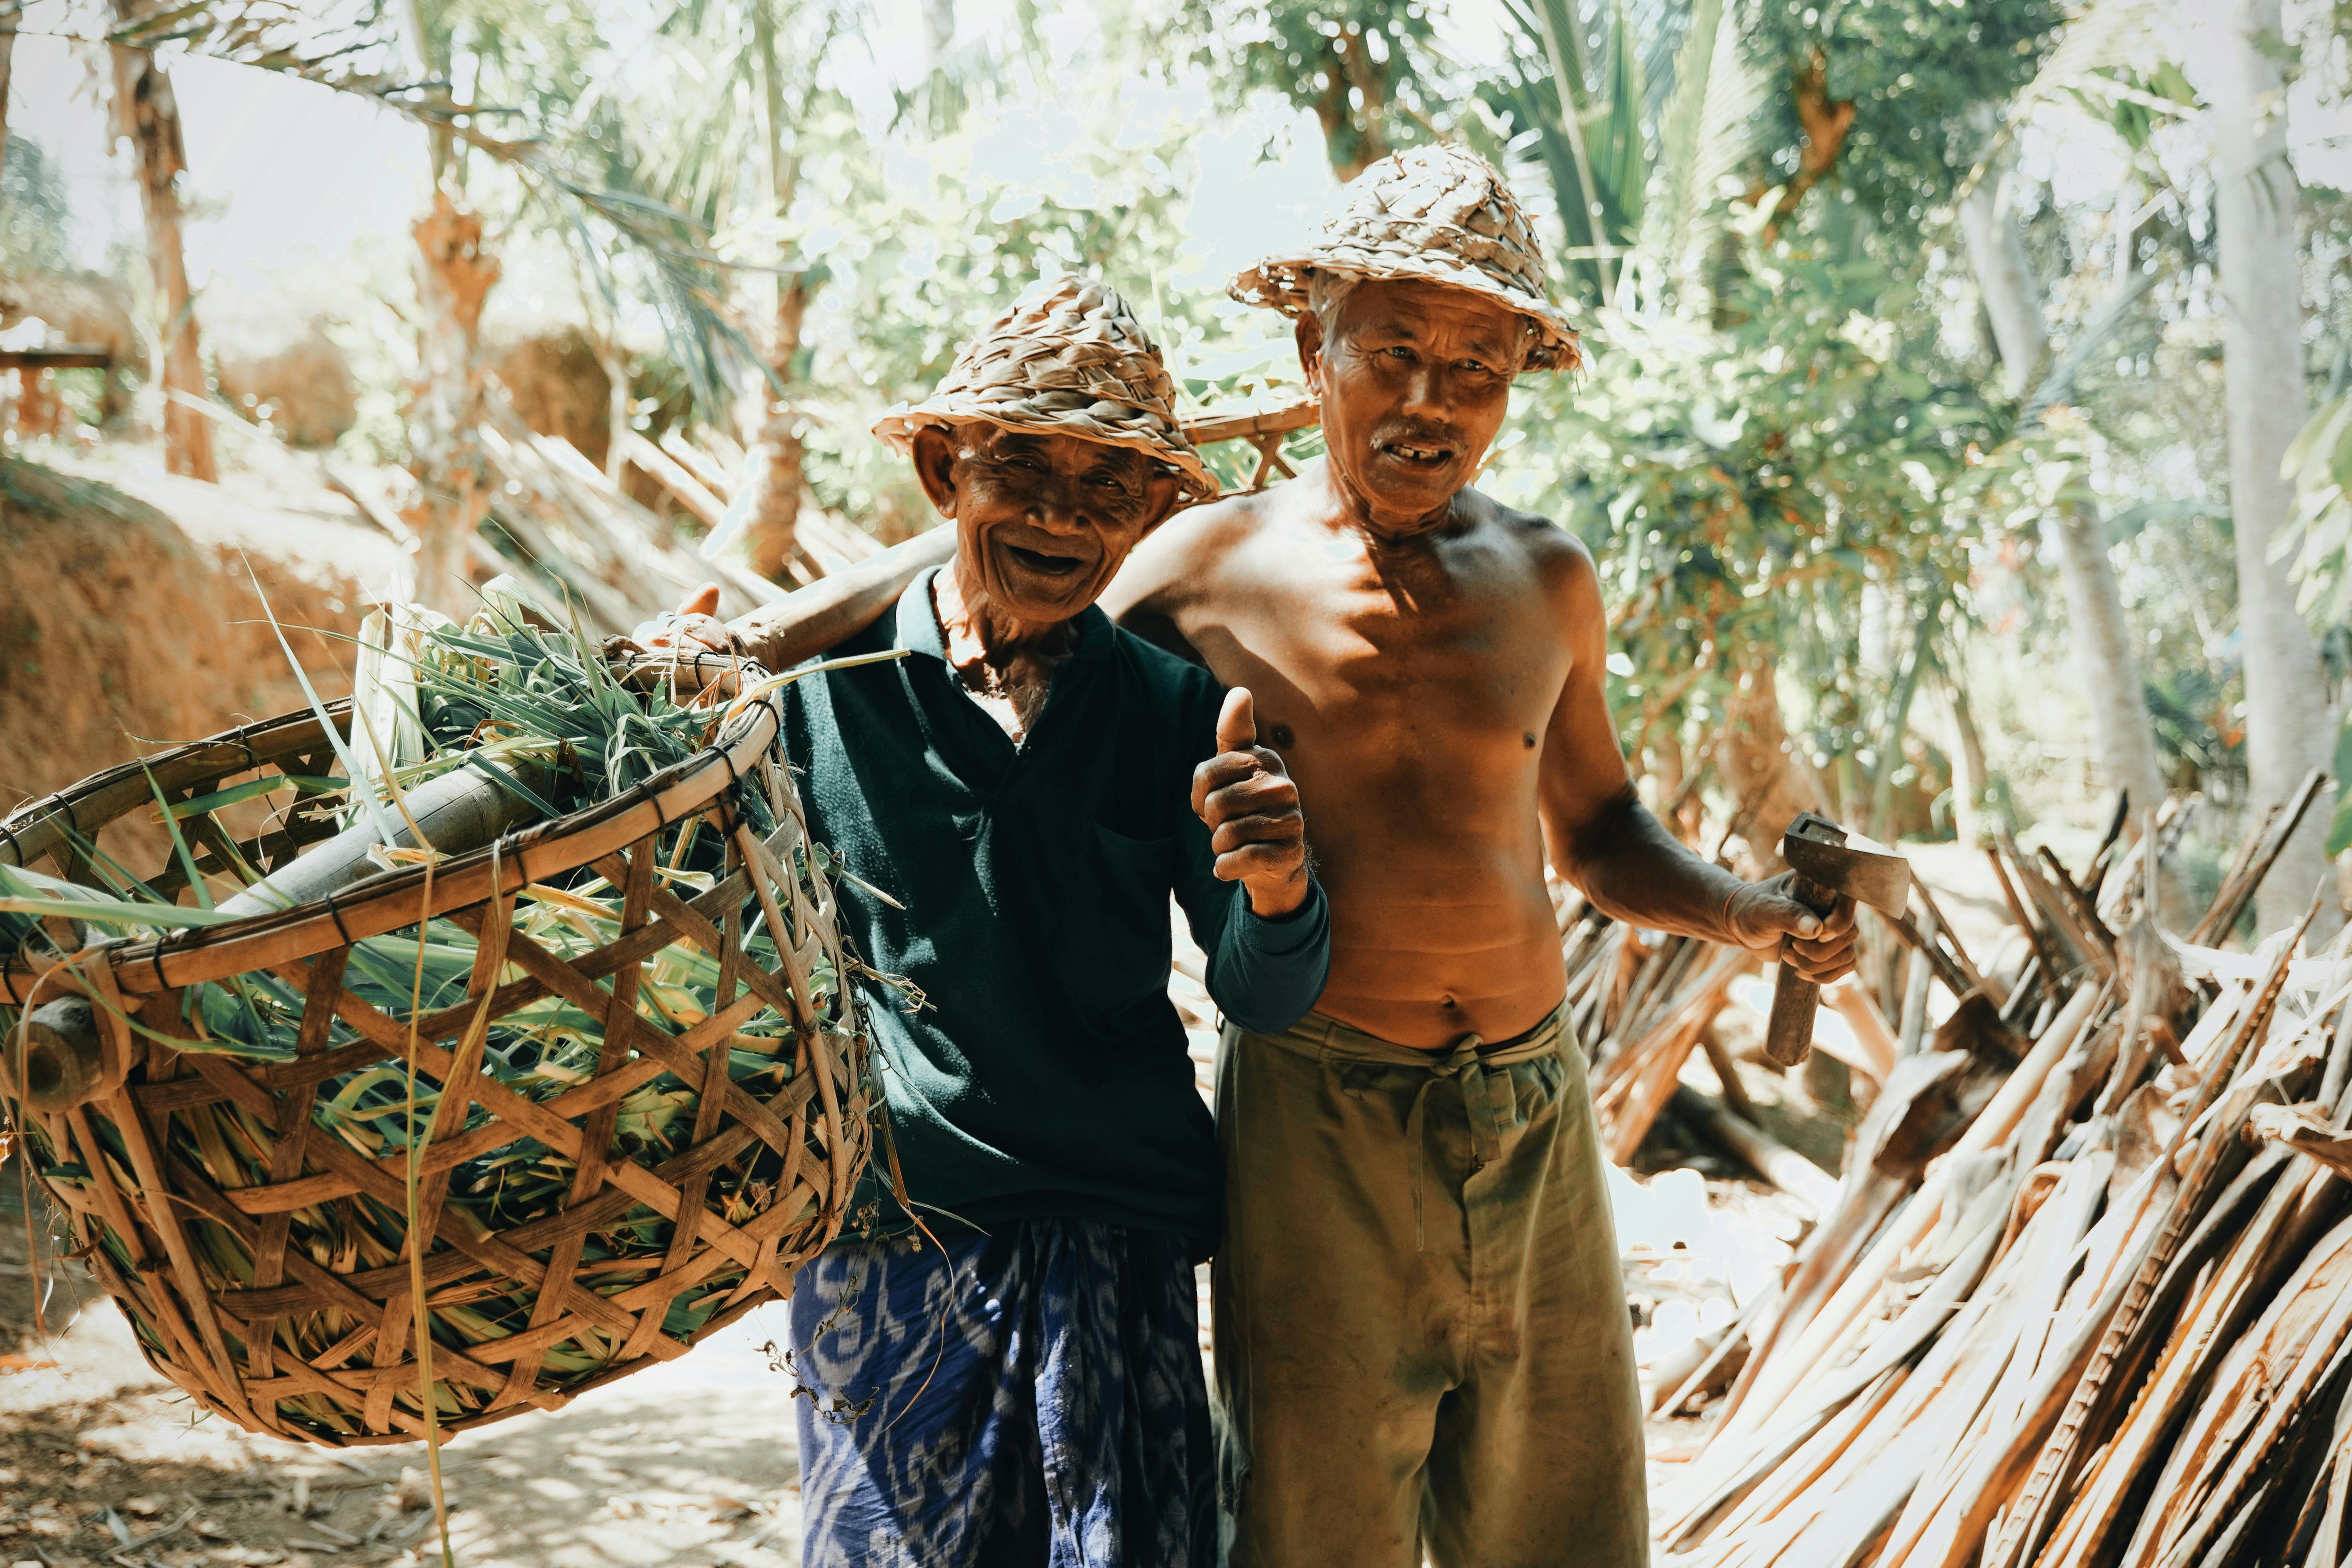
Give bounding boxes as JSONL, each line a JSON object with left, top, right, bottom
{"left": 1762, "top": 871, "right": 1838, "bottom": 1068}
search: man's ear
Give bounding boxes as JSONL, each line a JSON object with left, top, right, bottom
{"left": 1295, "top": 312, "right": 1325, "bottom": 390}
{"left": 910, "top": 425, "right": 961, "bottom": 517}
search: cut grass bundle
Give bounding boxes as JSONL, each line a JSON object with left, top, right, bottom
{"left": 0, "top": 601, "right": 885, "bottom": 1446}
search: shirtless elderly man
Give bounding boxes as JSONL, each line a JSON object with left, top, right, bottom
{"left": 1097, "top": 147, "right": 1859, "bottom": 1567}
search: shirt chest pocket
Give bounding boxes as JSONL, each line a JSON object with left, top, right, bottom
{"left": 1092, "top": 823, "right": 1176, "bottom": 920}
{"left": 1048, "top": 823, "right": 1179, "bottom": 1034}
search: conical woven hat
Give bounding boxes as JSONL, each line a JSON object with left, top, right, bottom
{"left": 1230, "top": 145, "right": 1582, "bottom": 372}
{"left": 872, "top": 274, "right": 1218, "bottom": 503}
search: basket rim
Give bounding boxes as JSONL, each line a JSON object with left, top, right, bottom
{"left": 2, "top": 690, "right": 786, "bottom": 1004}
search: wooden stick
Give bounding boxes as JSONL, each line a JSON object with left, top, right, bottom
{"left": 1700, "top": 1025, "right": 1760, "bottom": 1123}
{"left": 2000, "top": 831, "right": 2109, "bottom": 981}
{"left": 2191, "top": 768, "right": 2328, "bottom": 945}
{"left": 1706, "top": 985, "right": 2100, "bottom": 1456}
{"left": 1671, "top": 1085, "right": 1839, "bottom": 1214}
{"left": 1884, "top": 905, "right": 1978, "bottom": 1002}
{"left": 617, "top": 427, "right": 726, "bottom": 528}
{"left": 1823, "top": 976, "right": 1899, "bottom": 1082}
{"left": 1987, "top": 847, "right": 2063, "bottom": 990}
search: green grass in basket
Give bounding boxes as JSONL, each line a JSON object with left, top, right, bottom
{"left": 1, "top": 604, "right": 868, "bottom": 1439}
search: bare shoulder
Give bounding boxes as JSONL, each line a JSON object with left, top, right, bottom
{"left": 1460, "top": 487, "right": 1598, "bottom": 610}
{"left": 1103, "top": 486, "right": 1281, "bottom": 619}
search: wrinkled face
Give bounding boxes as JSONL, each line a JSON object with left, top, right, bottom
{"left": 1300, "top": 277, "right": 1532, "bottom": 532}
{"left": 911, "top": 423, "right": 1182, "bottom": 627}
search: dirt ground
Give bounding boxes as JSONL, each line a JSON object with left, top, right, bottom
{"left": 0, "top": 1158, "right": 1800, "bottom": 1568}
{"left": 0, "top": 1171, "right": 809, "bottom": 1568}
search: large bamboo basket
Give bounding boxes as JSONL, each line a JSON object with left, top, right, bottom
{"left": 0, "top": 691, "right": 873, "bottom": 1446}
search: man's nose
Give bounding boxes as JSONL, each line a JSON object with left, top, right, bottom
{"left": 1024, "top": 478, "right": 1096, "bottom": 532}
{"left": 1397, "top": 361, "right": 1445, "bottom": 418}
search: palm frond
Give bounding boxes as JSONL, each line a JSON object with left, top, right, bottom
{"left": 1952, "top": 0, "right": 2169, "bottom": 202}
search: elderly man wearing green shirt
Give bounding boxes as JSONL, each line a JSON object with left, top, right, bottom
{"left": 645, "top": 275, "right": 1330, "bottom": 1568}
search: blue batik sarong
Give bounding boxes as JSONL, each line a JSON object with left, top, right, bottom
{"left": 787, "top": 1219, "right": 1214, "bottom": 1568}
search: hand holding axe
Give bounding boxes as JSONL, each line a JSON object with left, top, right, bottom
{"left": 1762, "top": 812, "right": 1914, "bottom": 1069}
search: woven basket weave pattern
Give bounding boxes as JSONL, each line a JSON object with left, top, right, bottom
{"left": 873, "top": 274, "right": 1218, "bottom": 502}
{"left": 2, "top": 702, "right": 870, "bottom": 1446}
{"left": 1230, "top": 145, "right": 1583, "bottom": 373}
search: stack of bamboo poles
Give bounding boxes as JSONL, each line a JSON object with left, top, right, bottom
{"left": 474, "top": 395, "right": 788, "bottom": 630}
{"left": 1563, "top": 871, "right": 1903, "bottom": 1205}
{"left": 607, "top": 421, "right": 884, "bottom": 587}
{"left": 1646, "top": 772, "right": 2352, "bottom": 1568}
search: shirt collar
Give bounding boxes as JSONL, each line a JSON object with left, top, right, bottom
{"left": 893, "top": 565, "right": 1113, "bottom": 666}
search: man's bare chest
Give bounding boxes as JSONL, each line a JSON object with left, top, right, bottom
{"left": 1212, "top": 572, "right": 1572, "bottom": 745}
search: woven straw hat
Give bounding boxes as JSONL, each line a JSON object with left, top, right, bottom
{"left": 1230, "top": 144, "right": 1582, "bottom": 372}
{"left": 872, "top": 273, "right": 1218, "bottom": 502}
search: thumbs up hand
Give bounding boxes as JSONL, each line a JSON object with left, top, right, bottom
{"left": 1191, "top": 688, "right": 1311, "bottom": 918}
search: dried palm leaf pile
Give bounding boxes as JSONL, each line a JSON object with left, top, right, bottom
{"left": 0, "top": 595, "right": 882, "bottom": 1446}
{"left": 1635, "top": 773, "right": 2352, "bottom": 1567}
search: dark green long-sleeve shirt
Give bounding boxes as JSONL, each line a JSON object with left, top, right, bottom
{"left": 782, "top": 569, "right": 1330, "bottom": 1247}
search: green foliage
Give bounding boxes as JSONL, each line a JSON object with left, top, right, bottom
{"left": 1164, "top": 0, "right": 1440, "bottom": 176}
{"left": 1739, "top": 0, "right": 2063, "bottom": 225}
{"left": 1489, "top": 252, "right": 1998, "bottom": 778}
{"left": 89, "top": 0, "right": 2279, "bottom": 840}
{"left": 0, "top": 134, "right": 73, "bottom": 274}
{"left": 1474, "top": 0, "right": 1673, "bottom": 303}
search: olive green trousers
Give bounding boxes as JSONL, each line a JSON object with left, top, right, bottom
{"left": 1212, "top": 1006, "right": 1648, "bottom": 1568}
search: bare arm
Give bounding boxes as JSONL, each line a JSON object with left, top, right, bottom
{"left": 1535, "top": 537, "right": 1857, "bottom": 981}
{"left": 624, "top": 530, "right": 955, "bottom": 680}
{"left": 730, "top": 528, "right": 956, "bottom": 669}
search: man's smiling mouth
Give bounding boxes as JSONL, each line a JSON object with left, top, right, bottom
{"left": 1379, "top": 440, "right": 1453, "bottom": 466}
{"left": 1004, "top": 543, "right": 1089, "bottom": 577}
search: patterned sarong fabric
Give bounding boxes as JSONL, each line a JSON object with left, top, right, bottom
{"left": 788, "top": 1219, "right": 1215, "bottom": 1568}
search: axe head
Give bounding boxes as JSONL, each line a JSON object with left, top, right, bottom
{"left": 1782, "top": 811, "right": 1912, "bottom": 917}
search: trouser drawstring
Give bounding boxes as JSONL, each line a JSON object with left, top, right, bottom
{"left": 1404, "top": 1036, "right": 1512, "bottom": 1251}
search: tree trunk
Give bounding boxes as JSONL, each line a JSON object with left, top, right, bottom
{"left": 1942, "top": 667, "right": 1993, "bottom": 847}
{"left": 1958, "top": 169, "right": 2045, "bottom": 398}
{"left": 737, "top": 270, "right": 813, "bottom": 586}
{"left": 1715, "top": 652, "right": 1819, "bottom": 869}
{"left": 2193, "top": 0, "right": 2343, "bottom": 933}
{"left": 108, "top": 24, "right": 215, "bottom": 483}
{"left": 1311, "top": 26, "right": 1394, "bottom": 183}
{"left": 2043, "top": 502, "right": 2169, "bottom": 820}
{"left": 1, "top": 22, "right": 16, "bottom": 180}
{"left": 737, "top": 7, "right": 815, "bottom": 586}
{"left": 1961, "top": 153, "right": 2170, "bottom": 838}
{"left": 405, "top": 190, "right": 499, "bottom": 619}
